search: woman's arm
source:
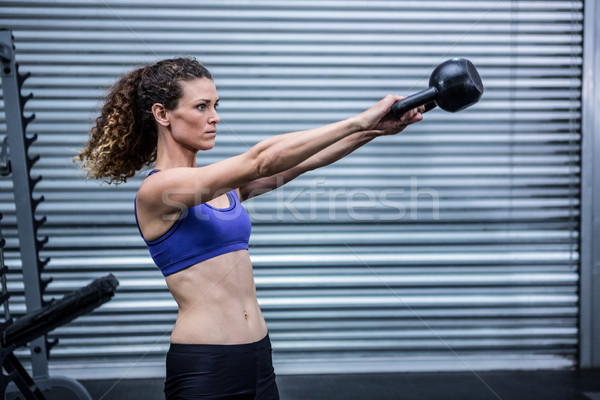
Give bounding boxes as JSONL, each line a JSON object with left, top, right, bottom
{"left": 137, "top": 95, "right": 416, "bottom": 217}
{"left": 237, "top": 129, "right": 375, "bottom": 201}
{"left": 239, "top": 100, "right": 424, "bottom": 201}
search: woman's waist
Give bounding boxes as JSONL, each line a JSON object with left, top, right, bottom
{"left": 169, "top": 272, "right": 260, "bottom": 314}
{"left": 176, "top": 292, "right": 262, "bottom": 317}
{"left": 168, "top": 332, "right": 271, "bottom": 353}
{"left": 171, "top": 301, "right": 267, "bottom": 344}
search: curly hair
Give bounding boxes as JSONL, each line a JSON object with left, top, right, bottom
{"left": 75, "top": 57, "right": 213, "bottom": 184}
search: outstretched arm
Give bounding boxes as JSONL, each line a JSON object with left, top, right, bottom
{"left": 239, "top": 99, "right": 423, "bottom": 201}
{"left": 137, "top": 95, "right": 420, "bottom": 220}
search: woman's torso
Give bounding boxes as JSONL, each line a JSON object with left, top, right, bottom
{"left": 136, "top": 188, "right": 267, "bottom": 345}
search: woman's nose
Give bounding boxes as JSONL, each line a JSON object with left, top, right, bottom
{"left": 210, "top": 110, "right": 220, "bottom": 124}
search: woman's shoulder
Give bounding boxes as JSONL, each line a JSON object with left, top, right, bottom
{"left": 136, "top": 168, "right": 166, "bottom": 206}
{"left": 136, "top": 167, "right": 242, "bottom": 207}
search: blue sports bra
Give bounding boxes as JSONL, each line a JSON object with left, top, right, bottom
{"left": 134, "top": 170, "right": 252, "bottom": 277}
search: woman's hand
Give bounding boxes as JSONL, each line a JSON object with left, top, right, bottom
{"left": 354, "top": 95, "right": 424, "bottom": 136}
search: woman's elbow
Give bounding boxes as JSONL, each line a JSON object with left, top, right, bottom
{"left": 256, "top": 150, "right": 282, "bottom": 178}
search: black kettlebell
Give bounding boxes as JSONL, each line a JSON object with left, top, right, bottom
{"left": 391, "top": 58, "right": 484, "bottom": 117}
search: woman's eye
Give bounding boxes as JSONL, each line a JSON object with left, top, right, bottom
{"left": 197, "top": 104, "right": 206, "bottom": 110}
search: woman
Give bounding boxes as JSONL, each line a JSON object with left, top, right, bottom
{"left": 77, "top": 57, "right": 423, "bottom": 399}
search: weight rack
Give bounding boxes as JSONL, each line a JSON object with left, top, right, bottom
{"left": 0, "top": 28, "right": 53, "bottom": 380}
{"left": 0, "top": 28, "right": 120, "bottom": 400}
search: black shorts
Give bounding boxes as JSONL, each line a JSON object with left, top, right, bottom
{"left": 164, "top": 334, "right": 280, "bottom": 400}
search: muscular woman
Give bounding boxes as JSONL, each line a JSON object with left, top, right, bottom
{"left": 76, "top": 57, "right": 423, "bottom": 400}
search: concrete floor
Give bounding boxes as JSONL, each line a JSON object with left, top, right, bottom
{"left": 72, "top": 369, "right": 600, "bottom": 400}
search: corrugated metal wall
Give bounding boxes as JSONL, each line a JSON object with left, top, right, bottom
{"left": 0, "top": 0, "right": 582, "bottom": 378}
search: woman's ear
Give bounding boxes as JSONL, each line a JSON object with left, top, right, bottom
{"left": 152, "top": 103, "right": 170, "bottom": 127}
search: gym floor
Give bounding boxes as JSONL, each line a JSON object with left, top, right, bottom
{"left": 78, "top": 369, "right": 600, "bottom": 400}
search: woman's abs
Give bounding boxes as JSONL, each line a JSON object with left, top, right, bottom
{"left": 170, "top": 299, "right": 268, "bottom": 344}
{"left": 165, "top": 250, "right": 268, "bottom": 344}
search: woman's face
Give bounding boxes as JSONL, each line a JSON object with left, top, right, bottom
{"left": 167, "top": 77, "right": 220, "bottom": 151}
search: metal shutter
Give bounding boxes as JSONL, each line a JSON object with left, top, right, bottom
{"left": 0, "top": 0, "right": 582, "bottom": 378}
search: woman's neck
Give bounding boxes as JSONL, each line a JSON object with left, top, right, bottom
{"left": 154, "top": 132, "right": 198, "bottom": 170}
